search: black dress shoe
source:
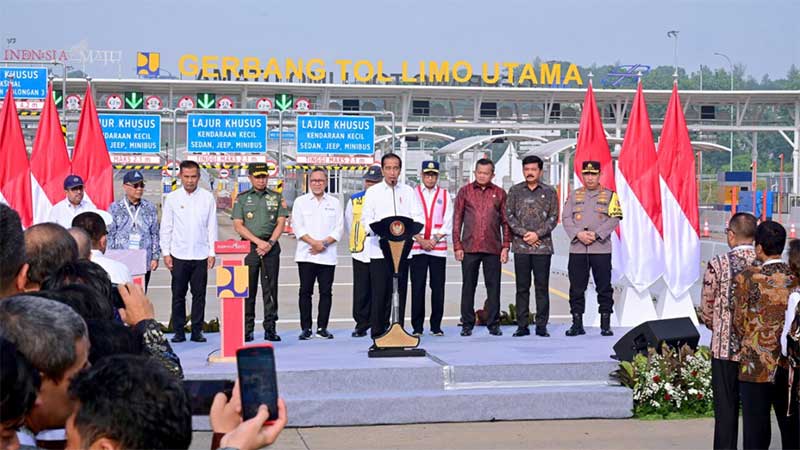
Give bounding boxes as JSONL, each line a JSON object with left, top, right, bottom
{"left": 316, "top": 329, "right": 334, "bottom": 339}
{"left": 245, "top": 333, "right": 254, "bottom": 342}
{"left": 412, "top": 330, "right": 423, "bottom": 337}
{"left": 264, "top": 331, "right": 282, "bottom": 342}
{"left": 430, "top": 330, "right": 444, "bottom": 337}
{"left": 535, "top": 327, "right": 551, "bottom": 337}
{"left": 460, "top": 327, "right": 473, "bottom": 337}
{"left": 190, "top": 334, "right": 207, "bottom": 343}
{"left": 351, "top": 329, "right": 367, "bottom": 338}
{"left": 489, "top": 326, "right": 503, "bottom": 336}
{"left": 171, "top": 335, "right": 186, "bottom": 343}
{"left": 299, "top": 329, "right": 313, "bottom": 340}
{"left": 512, "top": 327, "right": 530, "bottom": 337}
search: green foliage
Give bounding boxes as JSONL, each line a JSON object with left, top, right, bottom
{"left": 612, "top": 344, "right": 714, "bottom": 419}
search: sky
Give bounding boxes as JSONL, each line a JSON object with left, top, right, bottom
{"left": 2, "top": 0, "right": 798, "bottom": 80}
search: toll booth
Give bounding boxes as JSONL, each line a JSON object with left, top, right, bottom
{"left": 717, "top": 171, "right": 752, "bottom": 212}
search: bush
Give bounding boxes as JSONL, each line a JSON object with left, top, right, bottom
{"left": 613, "top": 344, "right": 713, "bottom": 419}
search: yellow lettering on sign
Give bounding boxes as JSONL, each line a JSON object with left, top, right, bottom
{"left": 353, "top": 60, "right": 374, "bottom": 82}
{"left": 502, "top": 62, "right": 519, "bottom": 84}
{"left": 220, "top": 56, "right": 239, "bottom": 79}
{"left": 306, "top": 58, "right": 326, "bottom": 81}
{"left": 452, "top": 61, "right": 472, "bottom": 83}
{"left": 401, "top": 61, "right": 417, "bottom": 83}
{"left": 201, "top": 55, "right": 219, "bottom": 79}
{"left": 428, "top": 61, "right": 449, "bottom": 83}
{"left": 540, "top": 63, "right": 561, "bottom": 85}
{"left": 178, "top": 54, "right": 199, "bottom": 77}
{"left": 263, "top": 58, "right": 282, "bottom": 80}
{"left": 482, "top": 62, "right": 501, "bottom": 84}
{"left": 242, "top": 57, "right": 262, "bottom": 80}
{"left": 564, "top": 64, "right": 583, "bottom": 85}
{"left": 376, "top": 61, "right": 392, "bottom": 83}
{"left": 285, "top": 59, "right": 304, "bottom": 80}
{"left": 335, "top": 59, "right": 352, "bottom": 82}
{"left": 518, "top": 63, "right": 538, "bottom": 85}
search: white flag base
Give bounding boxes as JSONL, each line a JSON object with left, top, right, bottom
{"left": 616, "top": 285, "right": 658, "bottom": 327}
{"left": 656, "top": 290, "right": 699, "bottom": 325}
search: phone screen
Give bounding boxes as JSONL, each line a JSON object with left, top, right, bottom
{"left": 236, "top": 345, "right": 279, "bottom": 422}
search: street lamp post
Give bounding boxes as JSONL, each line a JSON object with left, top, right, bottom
{"left": 715, "top": 52, "right": 735, "bottom": 171}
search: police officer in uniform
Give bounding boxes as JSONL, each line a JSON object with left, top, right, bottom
{"left": 561, "top": 161, "right": 623, "bottom": 337}
{"left": 232, "top": 162, "right": 289, "bottom": 342}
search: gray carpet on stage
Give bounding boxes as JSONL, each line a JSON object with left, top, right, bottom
{"left": 176, "top": 323, "right": 714, "bottom": 428}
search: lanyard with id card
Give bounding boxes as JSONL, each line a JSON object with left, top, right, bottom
{"left": 126, "top": 200, "right": 142, "bottom": 250}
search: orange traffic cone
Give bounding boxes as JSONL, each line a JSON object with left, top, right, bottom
{"left": 791, "top": 223, "right": 796, "bottom": 239}
{"left": 703, "top": 220, "right": 710, "bottom": 238}
{"left": 284, "top": 216, "right": 294, "bottom": 236}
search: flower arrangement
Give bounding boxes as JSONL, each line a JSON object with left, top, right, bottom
{"left": 612, "top": 343, "right": 713, "bottom": 419}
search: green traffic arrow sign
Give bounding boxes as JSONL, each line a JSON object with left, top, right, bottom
{"left": 274, "top": 93, "right": 293, "bottom": 111}
{"left": 53, "top": 89, "right": 63, "bottom": 109}
{"left": 197, "top": 93, "right": 216, "bottom": 109}
{"left": 125, "top": 92, "right": 144, "bottom": 109}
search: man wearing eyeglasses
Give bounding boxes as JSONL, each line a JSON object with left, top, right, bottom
{"left": 47, "top": 175, "right": 98, "bottom": 228}
{"left": 108, "top": 170, "right": 161, "bottom": 290}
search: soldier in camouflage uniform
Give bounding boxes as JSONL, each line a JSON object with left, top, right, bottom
{"left": 561, "top": 161, "right": 623, "bottom": 337}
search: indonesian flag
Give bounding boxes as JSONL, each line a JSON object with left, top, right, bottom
{"left": 71, "top": 84, "right": 113, "bottom": 210}
{"left": 616, "top": 81, "right": 665, "bottom": 290}
{"left": 574, "top": 80, "right": 615, "bottom": 191}
{"left": 30, "top": 83, "right": 71, "bottom": 223}
{"left": 657, "top": 82, "right": 700, "bottom": 297}
{"left": 0, "top": 84, "right": 33, "bottom": 227}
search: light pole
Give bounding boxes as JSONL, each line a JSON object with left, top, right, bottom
{"left": 667, "top": 30, "right": 679, "bottom": 75}
{"left": 715, "top": 52, "right": 735, "bottom": 171}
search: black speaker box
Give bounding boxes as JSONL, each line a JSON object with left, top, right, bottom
{"left": 612, "top": 317, "right": 700, "bottom": 361}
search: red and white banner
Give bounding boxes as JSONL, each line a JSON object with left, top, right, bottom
{"left": 296, "top": 155, "right": 375, "bottom": 165}
{"left": 30, "top": 83, "right": 71, "bottom": 224}
{"left": 616, "top": 81, "right": 665, "bottom": 291}
{"left": 658, "top": 83, "right": 700, "bottom": 298}
{"left": 0, "top": 85, "right": 33, "bottom": 227}
{"left": 71, "top": 84, "right": 114, "bottom": 210}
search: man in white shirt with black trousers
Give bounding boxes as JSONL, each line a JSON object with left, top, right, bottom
{"left": 160, "top": 160, "right": 218, "bottom": 343}
{"left": 361, "top": 154, "right": 424, "bottom": 341}
{"left": 291, "top": 168, "right": 344, "bottom": 340}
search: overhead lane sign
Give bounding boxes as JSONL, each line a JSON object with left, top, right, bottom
{"left": 297, "top": 115, "right": 374, "bottom": 155}
{"left": 99, "top": 114, "right": 161, "bottom": 153}
{"left": 0, "top": 67, "right": 47, "bottom": 99}
{"left": 187, "top": 114, "right": 267, "bottom": 153}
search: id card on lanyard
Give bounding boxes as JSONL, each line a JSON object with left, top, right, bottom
{"left": 126, "top": 201, "right": 142, "bottom": 250}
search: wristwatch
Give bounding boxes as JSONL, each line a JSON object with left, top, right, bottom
{"left": 322, "top": 241, "right": 330, "bottom": 249}
{"left": 267, "top": 239, "right": 276, "bottom": 246}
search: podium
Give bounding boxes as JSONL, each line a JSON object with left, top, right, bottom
{"left": 368, "top": 216, "right": 426, "bottom": 358}
{"left": 212, "top": 240, "right": 251, "bottom": 361}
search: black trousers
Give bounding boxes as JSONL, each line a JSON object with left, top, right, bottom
{"left": 567, "top": 253, "right": 614, "bottom": 314}
{"left": 369, "top": 257, "right": 409, "bottom": 338}
{"left": 711, "top": 358, "right": 740, "bottom": 450}
{"left": 170, "top": 257, "right": 207, "bottom": 336}
{"left": 460, "top": 252, "right": 501, "bottom": 329}
{"left": 297, "top": 262, "right": 335, "bottom": 331}
{"left": 514, "top": 254, "right": 551, "bottom": 329}
{"left": 244, "top": 242, "right": 281, "bottom": 334}
{"left": 352, "top": 258, "right": 372, "bottom": 333}
{"left": 410, "top": 254, "right": 446, "bottom": 333}
{"left": 740, "top": 367, "right": 800, "bottom": 450}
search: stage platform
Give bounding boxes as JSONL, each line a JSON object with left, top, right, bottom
{"left": 174, "top": 323, "right": 716, "bottom": 429}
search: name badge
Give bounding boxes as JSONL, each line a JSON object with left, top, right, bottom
{"left": 128, "top": 232, "right": 142, "bottom": 249}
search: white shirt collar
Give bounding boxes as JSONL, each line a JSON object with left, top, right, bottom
{"left": 763, "top": 258, "right": 784, "bottom": 266}
{"left": 67, "top": 199, "right": 89, "bottom": 209}
{"left": 732, "top": 244, "right": 755, "bottom": 251}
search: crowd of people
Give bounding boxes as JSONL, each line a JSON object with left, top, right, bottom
{"left": 0, "top": 203, "right": 286, "bottom": 450}
{"left": 701, "top": 213, "right": 800, "bottom": 450}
